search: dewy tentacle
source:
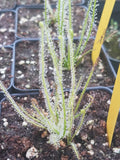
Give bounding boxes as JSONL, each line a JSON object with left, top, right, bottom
{"left": 39, "top": 22, "right": 56, "bottom": 121}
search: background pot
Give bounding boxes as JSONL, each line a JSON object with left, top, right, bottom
{"left": 103, "top": 42, "right": 120, "bottom": 75}
{"left": 109, "top": 57, "right": 120, "bottom": 74}
{"left": 101, "top": 43, "right": 118, "bottom": 77}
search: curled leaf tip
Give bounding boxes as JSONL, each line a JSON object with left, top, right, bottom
{"left": 58, "top": 35, "right": 63, "bottom": 40}
{"left": 80, "top": 109, "right": 85, "bottom": 114}
{"left": 39, "top": 22, "right": 44, "bottom": 28}
{"left": 69, "top": 29, "right": 74, "bottom": 37}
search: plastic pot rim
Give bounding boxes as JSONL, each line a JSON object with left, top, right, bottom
{"left": 0, "top": 86, "right": 113, "bottom": 115}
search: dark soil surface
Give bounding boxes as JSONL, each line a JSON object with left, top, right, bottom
{"left": 0, "top": 1, "right": 118, "bottom": 160}
{"left": 0, "top": 47, "right": 13, "bottom": 91}
{"left": 0, "top": 12, "right": 15, "bottom": 46}
{"left": 0, "top": 90, "right": 120, "bottom": 160}
{"left": 0, "top": 0, "right": 16, "bottom": 10}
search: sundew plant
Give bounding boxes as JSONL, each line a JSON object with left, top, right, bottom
{"left": 0, "top": 23, "right": 95, "bottom": 160}
{"left": 44, "top": 0, "right": 98, "bottom": 69}
{"left": 38, "top": 21, "right": 95, "bottom": 149}
{"left": 0, "top": 0, "right": 98, "bottom": 159}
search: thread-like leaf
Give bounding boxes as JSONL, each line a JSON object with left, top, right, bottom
{"left": 39, "top": 22, "right": 56, "bottom": 121}
{"left": 78, "top": 0, "right": 97, "bottom": 55}
{"left": 0, "top": 81, "right": 45, "bottom": 129}
{"left": 71, "top": 142, "right": 80, "bottom": 160}
{"left": 74, "top": 66, "right": 95, "bottom": 114}
{"left": 44, "top": 25, "right": 67, "bottom": 136}
{"left": 67, "top": 29, "right": 76, "bottom": 141}
{"left": 75, "top": 0, "right": 95, "bottom": 57}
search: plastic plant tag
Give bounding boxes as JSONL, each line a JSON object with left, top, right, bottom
{"left": 107, "top": 65, "right": 120, "bottom": 147}
{"left": 92, "top": 0, "right": 116, "bottom": 65}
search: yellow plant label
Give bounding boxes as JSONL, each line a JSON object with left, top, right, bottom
{"left": 107, "top": 65, "right": 120, "bottom": 147}
{"left": 92, "top": 0, "right": 116, "bottom": 65}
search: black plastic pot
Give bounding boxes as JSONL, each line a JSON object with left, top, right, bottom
{"left": 12, "top": 38, "right": 40, "bottom": 92}
{"left": 103, "top": 27, "right": 120, "bottom": 75}
{"left": 102, "top": 43, "right": 120, "bottom": 75}
{"left": 109, "top": 57, "right": 120, "bottom": 75}
{"left": 12, "top": 37, "right": 115, "bottom": 90}
{"left": 0, "top": 90, "right": 39, "bottom": 114}
{"left": 101, "top": 44, "right": 117, "bottom": 78}
{"left": 0, "top": 86, "right": 113, "bottom": 115}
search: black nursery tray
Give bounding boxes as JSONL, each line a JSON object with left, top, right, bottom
{"left": 0, "top": 1, "right": 116, "bottom": 112}
{"left": 0, "top": 38, "right": 116, "bottom": 113}
{"left": 0, "top": 2, "right": 120, "bottom": 159}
